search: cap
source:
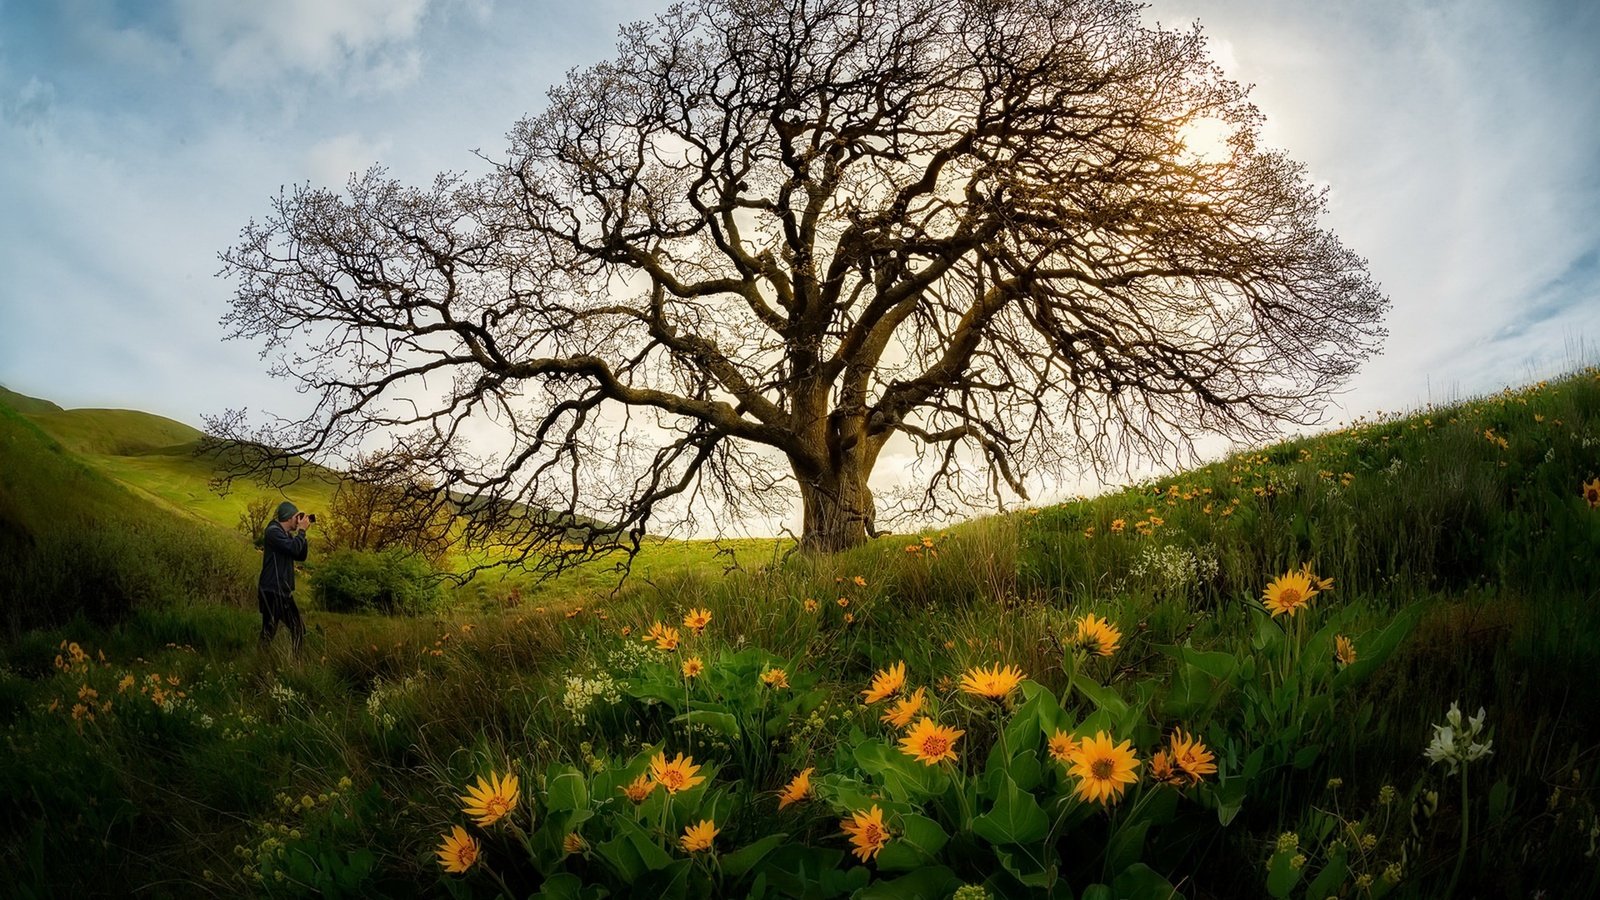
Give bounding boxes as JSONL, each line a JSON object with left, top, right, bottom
{"left": 274, "top": 501, "right": 299, "bottom": 522}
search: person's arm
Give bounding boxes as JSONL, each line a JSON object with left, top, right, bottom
{"left": 262, "top": 522, "right": 309, "bottom": 561}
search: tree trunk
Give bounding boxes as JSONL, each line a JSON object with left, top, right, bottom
{"left": 796, "top": 458, "right": 876, "bottom": 554}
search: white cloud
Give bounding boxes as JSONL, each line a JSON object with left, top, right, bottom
{"left": 171, "top": 0, "right": 433, "bottom": 89}
{"left": 1, "top": 76, "right": 55, "bottom": 135}
{"left": 305, "top": 132, "right": 394, "bottom": 185}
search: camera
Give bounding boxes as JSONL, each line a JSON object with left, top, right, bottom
{"left": 306, "top": 513, "right": 318, "bottom": 524}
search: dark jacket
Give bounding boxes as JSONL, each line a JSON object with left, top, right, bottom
{"left": 258, "top": 521, "right": 309, "bottom": 595}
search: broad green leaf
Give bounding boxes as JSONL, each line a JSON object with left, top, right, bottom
{"left": 1072, "top": 674, "right": 1129, "bottom": 718}
{"left": 1265, "top": 850, "right": 1303, "bottom": 898}
{"left": 634, "top": 858, "right": 697, "bottom": 900}
{"left": 1305, "top": 845, "right": 1348, "bottom": 899}
{"left": 972, "top": 771, "right": 1049, "bottom": 846}
{"left": 545, "top": 764, "right": 589, "bottom": 812}
{"left": 997, "top": 847, "right": 1056, "bottom": 888}
{"left": 531, "top": 873, "right": 584, "bottom": 900}
{"left": 853, "top": 865, "right": 959, "bottom": 900}
{"left": 853, "top": 739, "right": 947, "bottom": 801}
{"left": 875, "top": 813, "right": 949, "bottom": 871}
{"left": 671, "top": 708, "right": 740, "bottom": 738}
{"left": 1105, "top": 819, "right": 1150, "bottom": 877}
{"left": 1333, "top": 606, "right": 1420, "bottom": 690}
{"left": 1112, "top": 862, "right": 1185, "bottom": 900}
{"left": 721, "top": 833, "right": 788, "bottom": 880}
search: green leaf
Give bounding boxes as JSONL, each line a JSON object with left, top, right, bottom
{"left": 1105, "top": 819, "right": 1151, "bottom": 877}
{"left": 1072, "top": 674, "right": 1129, "bottom": 718}
{"left": 721, "top": 833, "right": 788, "bottom": 880}
{"left": 853, "top": 739, "right": 947, "bottom": 801}
{"left": 875, "top": 814, "right": 948, "bottom": 871}
{"left": 972, "top": 771, "right": 1049, "bottom": 846}
{"left": 1265, "top": 850, "right": 1303, "bottom": 898}
{"left": 616, "top": 815, "right": 674, "bottom": 871}
{"left": 545, "top": 763, "right": 589, "bottom": 812}
{"left": 1333, "top": 606, "right": 1420, "bottom": 690}
{"left": 1112, "top": 862, "right": 1185, "bottom": 900}
{"left": 595, "top": 830, "right": 648, "bottom": 884}
{"left": 671, "top": 708, "right": 741, "bottom": 738}
{"left": 1291, "top": 745, "right": 1320, "bottom": 769}
{"left": 1213, "top": 775, "right": 1248, "bottom": 826}
{"left": 634, "top": 858, "right": 697, "bottom": 900}
{"left": 1488, "top": 778, "right": 1511, "bottom": 820}
{"left": 531, "top": 873, "right": 584, "bottom": 900}
{"left": 853, "top": 865, "right": 959, "bottom": 900}
{"left": 996, "top": 847, "right": 1055, "bottom": 888}
{"left": 1305, "top": 844, "right": 1348, "bottom": 899}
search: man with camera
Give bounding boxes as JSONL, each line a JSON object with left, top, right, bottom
{"left": 259, "top": 501, "right": 314, "bottom": 656}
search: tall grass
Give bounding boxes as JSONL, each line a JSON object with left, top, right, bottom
{"left": 1, "top": 371, "right": 1597, "bottom": 897}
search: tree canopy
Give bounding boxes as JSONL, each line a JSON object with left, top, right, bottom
{"left": 215, "top": 0, "right": 1386, "bottom": 565}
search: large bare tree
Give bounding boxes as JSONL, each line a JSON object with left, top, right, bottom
{"left": 214, "top": 0, "right": 1385, "bottom": 565}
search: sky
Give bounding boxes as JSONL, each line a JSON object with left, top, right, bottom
{"left": 1, "top": 0, "right": 1597, "bottom": 515}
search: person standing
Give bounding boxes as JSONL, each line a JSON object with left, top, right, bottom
{"left": 259, "top": 501, "right": 312, "bottom": 655}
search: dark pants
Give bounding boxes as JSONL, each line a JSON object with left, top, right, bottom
{"left": 258, "top": 589, "right": 305, "bottom": 654}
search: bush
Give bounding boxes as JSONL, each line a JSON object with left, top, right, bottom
{"left": 310, "top": 548, "right": 442, "bottom": 615}
{"left": 0, "top": 520, "right": 256, "bottom": 635}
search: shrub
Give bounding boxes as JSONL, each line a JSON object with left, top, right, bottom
{"left": 310, "top": 548, "right": 442, "bottom": 615}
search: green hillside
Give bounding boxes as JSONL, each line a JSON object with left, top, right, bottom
{"left": 0, "top": 397, "right": 260, "bottom": 632}
{"left": 0, "top": 384, "right": 62, "bottom": 414}
{"left": 0, "top": 387, "right": 769, "bottom": 615}
{"left": 25, "top": 406, "right": 203, "bottom": 455}
{"left": 3, "top": 372, "right": 1599, "bottom": 897}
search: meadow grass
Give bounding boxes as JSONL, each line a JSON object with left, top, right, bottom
{"left": 1, "top": 372, "right": 1598, "bottom": 898}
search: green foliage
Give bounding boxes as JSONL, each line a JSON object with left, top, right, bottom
{"left": 311, "top": 548, "right": 443, "bottom": 615}
{"left": 3, "top": 371, "right": 1600, "bottom": 896}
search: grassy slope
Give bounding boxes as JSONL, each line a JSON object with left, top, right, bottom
{"left": 0, "top": 385, "right": 63, "bottom": 414}
{"left": 0, "top": 386, "right": 776, "bottom": 609}
{"left": 4, "top": 373, "right": 1599, "bottom": 897}
{"left": 0, "top": 401, "right": 154, "bottom": 530}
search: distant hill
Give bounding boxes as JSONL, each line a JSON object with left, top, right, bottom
{"left": 0, "top": 395, "right": 260, "bottom": 631}
{"left": 25, "top": 406, "right": 204, "bottom": 455}
{"left": 0, "top": 386, "right": 339, "bottom": 533}
{"left": 0, "top": 385, "right": 63, "bottom": 415}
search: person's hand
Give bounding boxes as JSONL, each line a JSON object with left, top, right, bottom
{"left": 295, "top": 512, "right": 311, "bottom": 532}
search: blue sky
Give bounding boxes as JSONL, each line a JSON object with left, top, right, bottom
{"left": 1, "top": 0, "right": 1597, "bottom": 474}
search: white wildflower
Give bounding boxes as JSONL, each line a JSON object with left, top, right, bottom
{"left": 1425, "top": 701, "right": 1493, "bottom": 774}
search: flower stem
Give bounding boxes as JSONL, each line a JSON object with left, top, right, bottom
{"left": 1445, "top": 765, "right": 1469, "bottom": 897}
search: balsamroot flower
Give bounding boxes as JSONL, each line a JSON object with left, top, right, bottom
{"left": 1261, "top": 566, "right": 1330, "bottom": 618}
{"left": 959, "top": 664, "right": 1027, "bottom": 700}
{"left": 898, "top": 717, "right": 964, "bottom": 765}
{"left": 778, "top": 767, "right": 814, "bottom": 809}
{"left": 1334, "top": 634, "right": 1357, "bottom": 668}
{"left": 460, "top": 771, "right": 519, "bottom": 827}
{"left": 679, "top": 819, "right": 719, "bottom": 853}
{"left": 682, "top": 608, "right": 712, "bottom": 634}
{"left": 621, "top": 773, "right": 654, "bottom": 803}
{"left": 1584, "top": 477, "right": 1600, "bottom": 508}
{"left": 682, "top": 656, "right": 705, "bottom": 678}
{"left": 435, "top": 825, "right": 480, "bottom": 873}
{"left": 643, "top": 621, "right": 681, "bottom": 651}
{"left": 760, "top": 667, "right": 790, "bottom": 689}
{"left": 861, "top": 661, "right": 907, "bottom": 704}
{"left": 1073, "top": 614, "right": 1122, "bottom": 657}
{"left": 881, "top": 687, "right": 926, "bottom": 729}
{"left": 1047, "top": 730, "right": 1078, "bottom": 765}
{"left": 649, "top": 752, "right": 706, "bottom": 794}
{"left": 1068, "top": 731, "right": 1141, "bottom": 805}
{"left": 1167, "top": 728, "right": 1217, "bottom": 786}
{"left": 841, "top": 806, "right": 892, "bottom": 862}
